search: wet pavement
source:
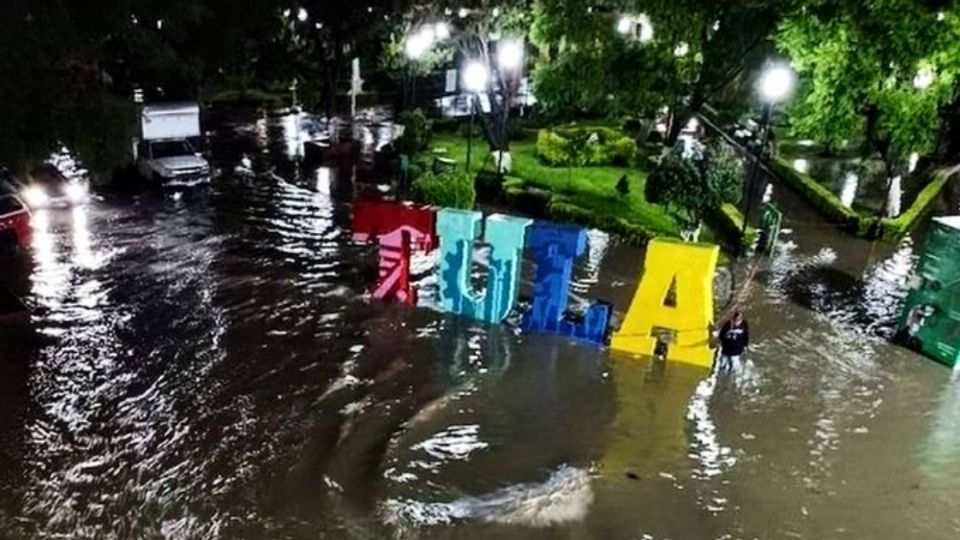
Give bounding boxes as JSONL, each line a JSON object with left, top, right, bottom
{"left": 1, "top": 110, "right": 959, "bottom": 539}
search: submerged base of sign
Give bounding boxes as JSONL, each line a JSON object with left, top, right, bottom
{"left": 352, "top": 200, "right": 437, "bottom": 305}
{"left": 610, "top": 239, "right": 719, "bottom": 369}
{"left": 437, "top": 209, "right": 532, "bottom": 324}
{"left": 521, "top": 221, "right": 611, "bottom": 344}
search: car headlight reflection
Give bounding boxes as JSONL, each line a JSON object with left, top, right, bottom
{"left": 23, "top": 186, "right": 48, "bottom": 207}
{"left": 65, "top": 183, "right": 87, "bottom": 203}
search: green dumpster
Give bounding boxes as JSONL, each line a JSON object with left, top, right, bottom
{"left": 897, "top": 216, "right": 960, "bottom": 367}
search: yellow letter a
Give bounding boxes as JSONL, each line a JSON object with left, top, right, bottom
{"left": 610, "top": 239, "right": 718, "bottom": 368}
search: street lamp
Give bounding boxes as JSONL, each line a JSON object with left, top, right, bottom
{"left": 463, "top": 60, "right": 489, "bottom": 173}
{"left": 434, "top": 21, "right": 450, "bottom": 40}
{"left": 741, "top": 63, "right": 795, "bottom": 251}
{"left": 495, "top": 40, "right": 525, "bottom": 174}
{"left": 297, "top": 7, "right": 308, "bottom": 22}
{"left": 404, "top": 29, "right": 432, "bottom": 59}
{"left": 757, "top": 64, "right": 795, "bottom": 103}
{"left": 497, "top": 40, "right": 524, "bottom": 71}
{"left": 914, "top": 67, "right": 935, "bottom": 90}
{"left": 616, "top": 14, "right": 653, "bottom": 42}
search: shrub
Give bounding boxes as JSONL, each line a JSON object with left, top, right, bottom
{"left": 411, "top": 169, "right": 476, "bottom": 209}
{"left": 536, "top": 126, "right": 637, "bottom": 167}
{"left": 646, "top": 143, "right": 743, "bottom": 241}
{"left": 608, "top": 135, "right": 638, "bottom": 166}
{"left": 396, "top": 109, "right": 432, "bottom": 156}
{"left": 536, "top": 129, "right": 573, "bottom": 166}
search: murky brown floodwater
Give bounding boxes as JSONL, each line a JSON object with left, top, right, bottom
{"left": 1, "top": 110, "right": 959, "bottom": 539}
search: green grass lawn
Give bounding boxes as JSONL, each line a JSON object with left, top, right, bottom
{"left": 429, "top": 132, "right": 681, "bottom": 238}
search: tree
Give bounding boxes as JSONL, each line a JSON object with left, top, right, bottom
{"left": 777, "top": 1, "right": 960, "bottom": 197}
{"left": 638, "top": 0, "right": 790, "bottom": 144}
{"left": 0, "top": 0, "right": 151, "bottom": 175}
{"left": 645, "top": 143, "right": 743, "bottom": 241}
{"left": 379, "top": 25, "right": 454, "bottom": 111}
{"left": 530, "top": 0, "right": 789, "bottom": 140}
{"left": 394, "top": 1, "right": 532, "bottom": 155}
{"left": 531, "top": 0, "right": 677, "bottom": 121}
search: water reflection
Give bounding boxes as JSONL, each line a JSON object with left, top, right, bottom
{"left": 600, "top": 358, "right": 706, "bottom": 480}
{"left": 840, "top": 172, "right": 859, "bottom": 208}
{"left": 886, "top": 175, "right": 903, "bottom": 217}
{"left": 920, "top": 370, "right": 960, "bottom": 483}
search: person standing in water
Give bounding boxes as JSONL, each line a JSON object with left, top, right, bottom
{"left": 717, "top": 311, "right": 750, "bottom": 372}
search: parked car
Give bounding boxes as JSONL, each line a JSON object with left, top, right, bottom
{"left": 0, "top": 167, "right": 16, "bottom": 192}
{"left": 0, "top": 192, "right": 31, "bottom": 256}
{"left": 18, "top": 163, "right": 90, "bottom": 209}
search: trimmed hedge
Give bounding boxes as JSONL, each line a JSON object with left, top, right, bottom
{"left": 878, "top": 170, "right": 953, "bottom": 241}
{"left": 548, "top": 196, "right": 656, "bottom": 245}
{"left": 768, "top": 157, "right": 862, "bottom": 229}
{"left": 770, "top": 157, "right": 955, "bottom": 241}
{"left": 709, "top": 203, "right": 757, "bottom": 248}
{"left": 536, "top": 126, "right": 638, "bottom": 167}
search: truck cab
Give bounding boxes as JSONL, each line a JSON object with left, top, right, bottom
{"left": 134, "top": 103, "right": 211, "bottom": 185}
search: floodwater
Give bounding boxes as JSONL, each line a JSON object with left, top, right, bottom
{"left": 1, "top": 110, "right": 959, "bottom": 539}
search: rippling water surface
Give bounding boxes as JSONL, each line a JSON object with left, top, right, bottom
{"left": 1, "top": 111, "right": 959, "bottom": 539}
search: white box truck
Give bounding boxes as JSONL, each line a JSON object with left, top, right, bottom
{"left": 134, "top": 103, "right": 211, "bottom": 184}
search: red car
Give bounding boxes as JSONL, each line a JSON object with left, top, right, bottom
{"left": 0, "top": 193, "right": 32, "bottom": 256}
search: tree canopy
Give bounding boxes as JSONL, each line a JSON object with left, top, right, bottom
{"left": 530, "top": 0, "right": 788, "bottom": 139}
{"left": 645, "top": 142, "right": 743, "bottom": 240}
{"left": 777, "top": 0, "right": 960, "bottom": 172}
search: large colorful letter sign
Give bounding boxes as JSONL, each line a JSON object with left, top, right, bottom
{"left": 521, "top": 221, "right": 611, "bottom": 344}
{"left": 437, "top": 209, "right": 532, "bottom": 323}
{"left": 352, "top": 200, "right": 437, "bottom": 304}
{"left": 611, "top": 239, "right": 718, "bottom": 368}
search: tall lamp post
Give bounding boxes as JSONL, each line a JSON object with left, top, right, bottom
{"left": 462, "top": 61, "right": 490, "bottom": 173}
{"left": 495, "top": 39, "right": 524, "bottom": 176}
{"left": 741, "top": 63, "right": 795, "bottom": 249}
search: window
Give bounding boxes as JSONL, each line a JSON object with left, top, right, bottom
{"left": 150, "top": 140, "right": 193, "bottom": 159}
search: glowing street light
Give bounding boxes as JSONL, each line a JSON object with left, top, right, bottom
{"left": 405, "top": 27, "right": 435, "bottom": 60}
{"left": 420, "top": 26, "right": 436, "bottom": 44}
{"left": 914, "top": 67, "right": 935, "bottom": 90}
{"left": 405, "top": 35, "right": 428, "bottom": 59}
{"left": 434, "top": 21, "right": 450, "bottom": 40}
{"left": 636, "top": 14, "right": 654, "bottom": 42}
{"left": 497, "top": 40, "right": 524, "bottom": 71}
{"left": 617, "top": 14, "right": 653, "bottom": 42}
{"left": 757, "top": 63, "right": 795, "bottom": 103}
{"left": 463, "top": 61, "right": 489, "bottom": 93}
{"left": 462, "top": 60, "right": 490, "bottom": 172}
{"left": 742, "top": 63, "right": 796, "bottom": 249}
{"left": 297, "top": 7, "right": 308, "bottom": 22}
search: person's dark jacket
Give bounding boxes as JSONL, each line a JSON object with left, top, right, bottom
{"left": 720, "top": 319, "right": 749, "bottom": 356}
